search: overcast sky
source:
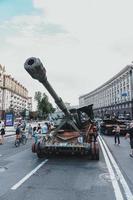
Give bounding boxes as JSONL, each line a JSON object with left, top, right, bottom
{"left": 1, "top": 0, "right": 133, "bottom": 110}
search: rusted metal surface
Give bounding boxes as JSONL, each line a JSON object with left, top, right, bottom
{"left": 24, "top": 57, "right": 99, "bottom": 160}
{"left": 56, "top": 131, "right": 80, "bottom": 140}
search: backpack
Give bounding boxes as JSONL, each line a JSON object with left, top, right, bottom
{"left": 1, "top": 128, "right": 5, "bottom": 135}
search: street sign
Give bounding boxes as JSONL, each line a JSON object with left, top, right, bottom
{"left": 4, "top": 113, "right": 14, "bottom": 126}
{"left": 121, "top": 92, "right": 128, "bottom": 96}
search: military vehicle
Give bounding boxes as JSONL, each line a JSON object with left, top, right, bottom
{"left": 24, "top": 57, "right": 99, "bottom": 160}
{"left": 100, "top": 118, "right": 128, "bottom": 135}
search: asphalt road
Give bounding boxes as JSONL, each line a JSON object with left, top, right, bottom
{"left": 0, "top": 135, "right": 133, "bottom": 200}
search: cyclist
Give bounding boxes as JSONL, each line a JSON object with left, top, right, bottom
{"left": 15, "top": 123, "right": 21, "bottom": 140}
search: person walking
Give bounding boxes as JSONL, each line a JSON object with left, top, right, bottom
{"left": 37, "top": 123, "right": 41, "bottom": 134}
{"left": 32, "top": 127, "right": 38, "bottom": 144}
{"left": 0, "top": 125, "right": 5, "bottom": 144}
{"left": 114, "top": 124, "right": 121, "bottom": 145}
{"left": 0, "top": 121, "right": 3, "bottom": 144}
{"left": 28, "top": 124, "right": 33, "bottom": 139}
{"left": 15, "top": 124, "right": 21, "bottom": 140}
{"left": 125, "top": 122, "right": 133, "bottom": 157}
{"left": 0, "top": 121, "right": 5, "bottom": 144}
{"left": 41, "top": 122, "right": 48, "bottom": 136}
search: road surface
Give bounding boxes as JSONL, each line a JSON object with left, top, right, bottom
{"left": 0, "top": 134, "right": 133, "bottom": 200}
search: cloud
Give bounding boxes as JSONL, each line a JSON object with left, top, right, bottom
{"left": 33, "top": 0, "right": 92, "bottom": 38}
{"left": 0, "top": 13, "right": 80, "bottom": 109}
{"left": 1, "top": 0, "right": 133, "bottom": 110}
{"left": 0, "top": 15, "right": 68, "bottom": 38}
{"left": 111, "top": 36, "right": 133, "bottom": 58}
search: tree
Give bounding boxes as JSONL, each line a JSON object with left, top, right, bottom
{"left": 34, "top": 91, "right": 55, "bottom": 119}
{"left": 34, "top": 91, "right": 42, "bottom": 110}
{"left": 20, "top": 109, "right": 26, "bottom": 119}
{"left": 29, "top": 111, "right": 38, "bottom": 120}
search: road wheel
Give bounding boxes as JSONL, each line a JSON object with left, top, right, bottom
{"left": 37, "top": 152, "right": 45, "bottom": 158}
{"left": 15, "top": 139, "right": 20, "bottom": 147}
{"left": 22, "top": 137, "right": 27, "bottom": 145}
{"left": 36, "top": 142, "right": 45, "bottom": 158}
{"left": 94, "top": 151, "right": 99, "bottom": 160}
{"left": 90, "top": 142, "right": 99, "bottom": 160}
{"left": 32, "top": 143, "right": 36, "bottom": 153}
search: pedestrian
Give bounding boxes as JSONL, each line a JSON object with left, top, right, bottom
{"left": 113, "top": 124, "right": 120, "bottom": 145}
{"left": 41, "top": 122, "right": 48, "bottom": 136}
{"left": 125, "top": 122, "right": 133, "bottom": 157}
{"left": 37, "top": 123, "right": 41, "bottom": 134}
{"left": 28, "top": 124, "right": 32, "bottom": 139}
{"left": 0, "top": 121, "right": 3, "bottom": 144}
{"left": 15, "top": 124, "right": 21, "bottom": 140}
{"left": 0, "top": 125, "right": 5, "bottom": 144}
{"left": 22, "top": 120, "right": 26, "bottom": 130}
{"left": 0, "top": 134, "right": 2, "bottom": 144}
{"left": 32, "top": 127, "right": 38, "bottom": 144}
{"left": 0, "top": 121, "right": 5, "bottom": 144}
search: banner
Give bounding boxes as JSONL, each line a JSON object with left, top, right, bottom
{"left": 5, "top": 113, "right": 14, "bottom": 126}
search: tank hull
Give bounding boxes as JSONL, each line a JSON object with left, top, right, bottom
{"left": 32, "top": 136, "right": 99, "bottom": 160}
{"left": 24, "top": 57, "right": 99, "bottom": 160}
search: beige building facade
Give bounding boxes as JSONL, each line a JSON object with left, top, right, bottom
{"left": 79, "top": 64, "right": 133, "bottom": 119}
{"left": 0, "top": 65, "right": 32, "bottom": 118}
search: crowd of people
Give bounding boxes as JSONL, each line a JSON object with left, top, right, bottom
{"left": 31, "top": 122, "right": 52, "bottom": 144}
{"left": 14, "top": 121, "right": 53, "bottom": 144}
{"left": 0, "top": 120, "right": 54, "bottom": 145}
{"left": 0, "top": 118, "right": 133, "bottom": 158}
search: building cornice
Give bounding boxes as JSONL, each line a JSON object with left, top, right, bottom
{"left": 80, "top": 64, "right": 133, "bottom": 99}
{"left": 1, "top": 86, "right": 28, "bottom": 99}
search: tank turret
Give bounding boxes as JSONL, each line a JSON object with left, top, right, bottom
{"left": 24, "top": 57, "right": 70, "bottom": 117}
{"left": 24, "top": 57, "right": 79, "bottom": 131}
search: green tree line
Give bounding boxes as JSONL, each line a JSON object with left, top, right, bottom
{"left": 34, "top": 91, "right": 55, "bottom": 119}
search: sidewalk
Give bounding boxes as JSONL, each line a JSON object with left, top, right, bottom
{"left": 5, "top": 132, "right": 15, "bottom": 137}
{"left": 102, "top": 135, "right": 133, "bottom": 189}
{"left": 4, "top": 127, "right": 15, "bottom": 137}
{"left": 5, "top": 127, "right": 15, "bottom": 132}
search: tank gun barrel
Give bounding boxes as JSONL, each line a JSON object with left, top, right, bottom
{"left": 24, "top": 57, "right": 70, "bottom": 116}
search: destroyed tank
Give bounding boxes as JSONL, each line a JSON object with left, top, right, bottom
{"left": 24, "top": 57, "right": 99, "bottom": 160}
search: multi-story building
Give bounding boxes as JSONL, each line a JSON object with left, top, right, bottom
{"left": 0, "top": 64, "right": 32, "bottom": 118}
{"left": 79, "top": 64, "right": 133, "bottom": 119}
{"left": 0, "top": 65, "right": 5, "bottom": 117}
{"left": 27, "top": 97, "right": 32, "bottom": 111}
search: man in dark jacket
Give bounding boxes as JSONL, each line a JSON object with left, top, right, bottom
{"left": 125, "top": 122, "right": 133, "bottom": 157}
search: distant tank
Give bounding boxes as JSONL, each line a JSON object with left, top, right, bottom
{"left": 24, "top": 57, "right": 99, "bottom": 160}
{"left": 100, "top": 118, "right": 128, "bottom": 135}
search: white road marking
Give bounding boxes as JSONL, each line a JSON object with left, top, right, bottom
{"left": 11, "top": 159, "right": 48, "bottom": 190}
{"left": 99, "top": 135, "right": 133, "bottom": 200}
{"left": 99, "top": 137, "right": 124, "bottom": 200}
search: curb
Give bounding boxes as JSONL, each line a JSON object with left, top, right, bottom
{"left": 5, "top": 133, "right": 15, "bottom": 137}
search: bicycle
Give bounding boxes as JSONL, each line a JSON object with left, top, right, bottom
{"left": 15, "top": 133, "right": 27, "bottom": 147}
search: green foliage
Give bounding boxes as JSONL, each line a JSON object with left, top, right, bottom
{"left": 34, "top": 91, "right": 55, "bottom": 119}
{"left": 34, "top": 91, "right": 42, "bottom": 110}
{"left": 20, "top": 108, "right": 26, "bottom": 118}
{"left": 29, "top": 111, "right": 38, "bottom": 120}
